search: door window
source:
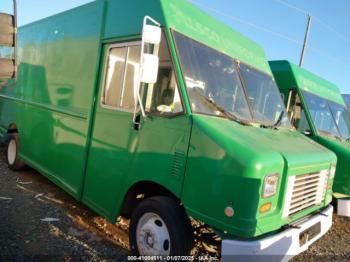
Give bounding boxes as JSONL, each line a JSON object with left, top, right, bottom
{"left": 103, "top": 35, "right": 183, "bottom": 116}
{"left": 288, "top": 91, "right": 311, "bottom": 133}
{"left": 103, "top": 43, "right": 141, "bottom": 111}
{"left": 144, "top": 34, "right": 184, "bottom": 116}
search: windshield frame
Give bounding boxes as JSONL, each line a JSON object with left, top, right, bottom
{"left": 300, "top": 90, "right": 350, "bottom": 140}
{"left": 171, "top": 30, "right": 290, "bottom": 128}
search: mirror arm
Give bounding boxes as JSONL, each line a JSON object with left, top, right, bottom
{"left": 133, "top": 16, "right": 161, "bottom": 127}
{"left": 144, "top": 16, "right": 161, "bottom": 27}
{"left": 133, "top": 81, "right": 146, "bottom": 127}
{"left": 286, "top": 90, "right": 292, "bottom": 113}
{"left": 137, "top": 88, "right": 146, "bottom": 117}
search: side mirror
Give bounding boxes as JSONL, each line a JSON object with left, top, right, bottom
{"left": 139, "top": 22, "right": 161, "bottom": 85}
{"left": 133, "top": 16, "right": 161, "bottom": 124}
{"left": 138, "top": 23, "right": 161, "bottom": 85}
{"left": 0, "top": 1, "right": 17, "bottom": 81}
{"left": 140, "top": 54, "right": 159, "bottom": 84}
{"left": 142, "top": 24, "right": 161, "bottom": 45}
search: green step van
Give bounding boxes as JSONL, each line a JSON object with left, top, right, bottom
{"left": 270, "top": 60, "right": 350, "bottom": 196}
{"left": 0, "top": 1, "right": 336, "bottom": 260}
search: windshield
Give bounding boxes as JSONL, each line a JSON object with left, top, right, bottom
{"left": 303, "top": 91, "right": 350, "bottom": 139}
{"left": 238, "top": 63, "right": 290, "bottom": 126}
{"left": 173, "top": 32, "right": 252, "bottom": 121}
{"left": 173, "top": 31, "right": 290, "bottom": 127}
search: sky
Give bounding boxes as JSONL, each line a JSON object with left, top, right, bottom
{"left": 1, "top": 0, "right": 349, "bottom": 94}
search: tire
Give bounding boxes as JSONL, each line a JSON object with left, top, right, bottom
{"left": 129, "top": 196, "right": 193, "bottom": 258}
{"left": 6, "top": 134, "right": 26, "bottom": 171}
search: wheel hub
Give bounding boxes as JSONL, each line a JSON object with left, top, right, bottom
{"left": 7, "top": 139, "right": 16, "bottom": 165}
{"left": 145, "top": 231, "right": 155, "bottom": 248}
{"left": 136, "top": 212, "right": 171, "bottom": 256}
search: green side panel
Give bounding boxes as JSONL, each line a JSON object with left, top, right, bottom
{"left": 315, "top": 136, "right": 350, "bottom": 195}
{"left": 160, "top": 0, "right": 271, "bottom": 74}
{"left": 84, "top": 113, "right": 192, "bottom": 221}
{"left": 103, "top": 0, "right": 165, "bottom": 40}
{"left": 268, "top": 60, "right": 298, "bottom": 92}
{"left": 182, "top": 115, "right": 335, "bottom": 237}
{"left": 269, "top": 60, "right": 345, "bottom": 106}
{"left": 0, "top": 1, "right": 105, "bottom": 197}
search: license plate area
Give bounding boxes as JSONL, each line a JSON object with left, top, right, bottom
{"left": 299, "top": 222, "right": 321, "bottom": 246}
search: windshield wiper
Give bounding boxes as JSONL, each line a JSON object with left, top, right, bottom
{"left": 220, "top": 106, "right": 253, "bottom": 126}
{"left": 261, "top": 111, "right": 284, "bottom": 130}
{"left": 318, "top": 130, "right": 343, "bottom": 141}
{"left": 274, "top": 110, "right": 284, "bottom": 128}
{"left": 197, "top": 93, "right": 252, "bottom": 126}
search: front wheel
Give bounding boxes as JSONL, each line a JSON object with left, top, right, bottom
{"left": 6, "top": 134, "right": 26, "bottom": 171}
{"left": 129, "top": 196, "right": 193, "bottom": 257}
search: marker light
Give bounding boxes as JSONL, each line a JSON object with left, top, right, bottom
{"left": 260, "top": 202, "right": 272, "bottom": 213}
{"left": 224, "top": 206, "right": 234, "bottom": 217}
{"left": 263, "top": 173, "right": 279, "bottom": 198}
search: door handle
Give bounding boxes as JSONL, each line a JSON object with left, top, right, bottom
{"left": 133, "top": 113, "right": 142, "bottom": 130}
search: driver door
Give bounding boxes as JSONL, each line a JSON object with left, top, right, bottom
{"left": 83, "top": 36, "right": 191, "bottom": 219}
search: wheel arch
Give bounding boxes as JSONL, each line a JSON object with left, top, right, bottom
{"left": 1, "top": 122, "right": 18, "bottom": 146}
{"left": 7, "top": 122, "right": 18, "bottom": 134}
{"left": 117, "top": 180, "right": 182, "bottom": 220}
{"left": 4, "top": 122, "right": 26, "bottom": 170}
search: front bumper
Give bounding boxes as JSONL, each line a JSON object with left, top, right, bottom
{"left": 221, "top": 205, "right": 333, "bottom": 262}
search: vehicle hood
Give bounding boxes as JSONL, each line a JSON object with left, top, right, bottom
{"left": 193, "top": 115, "right": 336, "bottom": 174}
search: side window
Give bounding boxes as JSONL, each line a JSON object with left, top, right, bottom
{"left": 144, "top": 35, "right": 184, "bottom": 116}
{"left": 103, "top": 44, "right": 141, "bottom": 111}
{"left": 289, "top": 91, "right": 311, "bottom": 133}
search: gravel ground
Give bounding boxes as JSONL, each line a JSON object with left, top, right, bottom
{"left": 293, "top": 210, "right": 350, "bottom": 261}
{"left": 0, "top": 148, "right": 349, "bottom": 261}
{"left": 0, "top": 151, "right": 129, "bottom": 261}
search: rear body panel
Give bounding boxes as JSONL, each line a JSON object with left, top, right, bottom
{"left": 0, "top": 1, "right": 105, "bottom": 196}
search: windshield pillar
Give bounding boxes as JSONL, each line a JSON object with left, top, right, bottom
{"left": 165, "top": 28, "right": 193, "bottom": 115}
{"left": 235, "top": 61, "right": 255, "bottom": 121}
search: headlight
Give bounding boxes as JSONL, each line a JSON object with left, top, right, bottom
{"left": 329, "top": 165, "right": 336, "bottom": 179}
{"left": 263, "top": 173, "right": 279, "bottom": 198}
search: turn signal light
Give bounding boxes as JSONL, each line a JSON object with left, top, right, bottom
{"left": 260, "top": 202, "right": 272, "bottom": 213}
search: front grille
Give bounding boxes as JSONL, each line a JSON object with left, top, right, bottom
{"left": 282, "top": 171, "right": 328, "bottom": 218}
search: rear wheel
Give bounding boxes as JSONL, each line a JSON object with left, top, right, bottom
{"left": 6, "top": 134, "right": 26, "bottom": 171}
{"left": 129, "top": 196, "right": 193, "bottom": 257}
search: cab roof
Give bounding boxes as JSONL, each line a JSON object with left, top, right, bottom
{"left": 104, "top": 0, "right": 271, "bottom": 74}
{"left": 269, "top": 60, "right": 345, "bottom": 106}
